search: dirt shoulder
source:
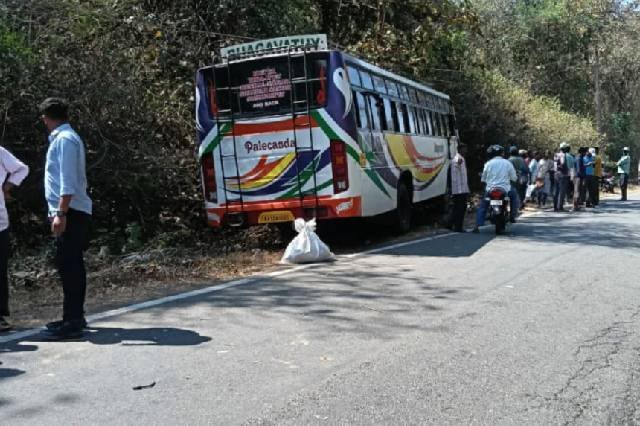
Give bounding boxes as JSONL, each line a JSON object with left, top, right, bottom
{"left": 6, "top": 211, "right": 450, "bottom": 329}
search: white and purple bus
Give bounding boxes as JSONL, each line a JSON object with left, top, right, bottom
{"left": 195, "top": 34, "right": 459, "bottom": 232}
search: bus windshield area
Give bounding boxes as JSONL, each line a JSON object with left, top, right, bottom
{"left": 209, "top": 52, "right": 328, "bottom": 118}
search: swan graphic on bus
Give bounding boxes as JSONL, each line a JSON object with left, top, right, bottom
{"left": 196, "top": 35, "right": 459, "bottom": 231}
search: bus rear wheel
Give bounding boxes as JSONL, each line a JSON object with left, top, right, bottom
{"left": 395, "top": 182, "right": 412, "bottom": 234}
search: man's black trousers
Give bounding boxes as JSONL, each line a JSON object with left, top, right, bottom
{"left": 54, "top": 209, "right": 91, "bottom": 322}
{"left": 620, "top": 173, "right": 629, "bottom": 201}
{"left": 449, "top": 193, "right": 468, "bottom": 232}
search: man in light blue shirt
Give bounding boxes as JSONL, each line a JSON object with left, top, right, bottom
{"left": 40, "top": 98, "right": 92, "bottom": 340}
{"left": 45, "top": 125, "right": 92, "bottom": 216}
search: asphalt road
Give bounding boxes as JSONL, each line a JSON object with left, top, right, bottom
{"left": 2, "top": 197, "right": 640, "bottom": 425}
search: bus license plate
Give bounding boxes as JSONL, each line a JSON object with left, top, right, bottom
{"left": 258, "top": 211, "right": 295, "bottom": 224}
{"left": 490, "top": 200, "right": 503, "bottom": 206}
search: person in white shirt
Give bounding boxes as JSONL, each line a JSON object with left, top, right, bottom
{"left": 447, "top": 144, "right": 470, "bottom": 232}
{"left": 0, "top": 146, "right": 29, "bottom": 331}
{"left": 473, "top": 145, "right": 518, "bottom": 233}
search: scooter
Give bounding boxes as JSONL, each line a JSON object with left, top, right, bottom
{"left": 486, "top": 187, "right": 510, "bottom": 235}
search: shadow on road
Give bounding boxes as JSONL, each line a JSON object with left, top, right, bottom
{"left": 0, "top": 368, "right": 25, "bottom": 380}
{"left": 0, "top": 340, "right": 38, "bottom": 354}
{"left": 512, "top": 200, "right": 640, "bottom": 250}
{"left": 158, "top": 258, "right": 475, "bottom": 340}
{"left": 28, "top": 326, "right": 212, "bottom": 346}
{"left": 375, "top": 232, "right": 495, "bottom": 257}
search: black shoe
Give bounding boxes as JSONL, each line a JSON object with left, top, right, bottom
{"left": 0, "top": 316, "right": 12, "bottom": 332}
{"left": 44, "top": 320, "right": 84, "bottom": 340}
{"left": 510, "top": 218, "right": 517, "bottom": 224}
{"left": 47, "top": 317, "right": 88, "bottom": 331}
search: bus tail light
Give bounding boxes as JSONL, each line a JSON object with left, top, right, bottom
{"left": 201, "top": 154, "right": 217, "bottom": 202}
{"left": 330, "top": 140, "right": 349, "bottom": 194}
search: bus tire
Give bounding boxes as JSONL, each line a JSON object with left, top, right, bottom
{"left": 395, "top": 182, "right": 412, "bottom": 234}
{"left": 276, "top": 222, "right": 296, "bottom": 242}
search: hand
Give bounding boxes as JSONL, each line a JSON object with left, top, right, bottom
{"left": 2, "top": 182, "right": 14, "bottom": 200}
{"left": 51, "top": 216, "right": 67, "bottom": 237}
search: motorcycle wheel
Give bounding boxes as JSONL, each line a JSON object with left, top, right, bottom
{"left": 495, "top": 213, "right": 506, "bottom": 235}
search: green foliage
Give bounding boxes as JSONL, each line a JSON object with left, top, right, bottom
{"left": 606, "top": 112, "right": 639, "bottom": 163}
{"left": 478, "top": 71, "right": 600, "bottom": 150}
{"left": 1, "top": 0, "right": 637, "bottom": 248}
{"left": 0, "top": 17, "right": 33, "bottom": 103}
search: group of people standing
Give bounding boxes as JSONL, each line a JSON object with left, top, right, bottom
{"left": 488, "top": 143, "right": 632, "bottom": 215}
{"left": 446, "top": 141, "right": 633, "bottom": 234}
{"left": 1, "top": 98, "right": 92, "bottom": 340}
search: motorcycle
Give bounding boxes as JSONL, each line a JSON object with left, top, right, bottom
{"left": 601, "top": 174, "right": 616, "bottom": 194}
{"left": 486, "top": 187, "right": 510, "bottom": 234}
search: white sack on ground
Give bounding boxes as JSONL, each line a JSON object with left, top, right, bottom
{"left": 280, "top": 218, "right": 334, "bottom": 264}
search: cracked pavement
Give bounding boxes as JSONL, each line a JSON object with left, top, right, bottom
{"left": 2, "top": 198, "right": 640, "bottom": 424}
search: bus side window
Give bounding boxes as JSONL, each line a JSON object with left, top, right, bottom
{"left": 356, "top": 92, "right": 369, "bottom": 129}
{"left": 368, "top": 96, "right": 382, "bottom": 131}
{"left": 418, "top": 109, "right": 426, "bottom": 135}
{"left": 401, "top": 104, "right": 411, "bottom": 134}
{"left": 407, "top": 106, "right": 417, "bottom": 134}
{"left": 409, "top": 107, "right": 418, "bottom": 134}
{"left": 424, "top": 110, "right": 433, "bottom": 136}
{"left": 416, "top": 108, "right": 427, "bottom": 135}
{"left": 442, "top": 114, "right": 450, "bottom": 137}
{"left": 397, "top": 102, "right": 407, "bottom": 133}
{"left": 361, "top": 71, "right": 374, "bottom": 90}
{"left": 389, "top": 100, "right": 400, "bottom": 131}
{"left": 347, "top": 66, "right": 361, "bottom": 87}
{"left": 428, "top": 111, "right": 437, "bottom": 136}
{"left": 435, "top": 113, "right": 443, "bottom": 136}
{"left": 413, "top": 107, "right": 423, "bottom": 134}
{"left": 382, "top": 98, "right": 395, "bottom": 131}
{"left": 353, "top": 90, "right": 362, "bottom": 128}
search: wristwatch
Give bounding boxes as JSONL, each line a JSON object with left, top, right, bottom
{"left": 55, "top": 210, "right": 67, "bottom": 217}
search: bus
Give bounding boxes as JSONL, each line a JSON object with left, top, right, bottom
{"left": 195, "top": 34, "right": 460, "bottom": 232}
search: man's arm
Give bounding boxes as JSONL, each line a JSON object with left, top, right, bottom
{"left": 1, "top": 147, "right": 29, "bottom": 196}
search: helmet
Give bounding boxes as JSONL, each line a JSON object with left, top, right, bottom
{"left": 509, "top": 146, "right": 519, "bottom": 156}
{"left": 487, "top": 144, "right": 504, "bottom": 158}
{"left": 624, "top": 146, "right": 630, "bottom": 152}
{"left": 559, "top": 142, "right": 569, "bottom": 149}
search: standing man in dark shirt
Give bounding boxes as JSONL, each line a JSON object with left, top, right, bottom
{"left": 40, "top": 98, "right": 92, "bottom": 340}
{"left": 573, "top": 147, "right": 587, "bottom": 211}
{"left": 508, "top": 146, "right": 527, "bottom": 211}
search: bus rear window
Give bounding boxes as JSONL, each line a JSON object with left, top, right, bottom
{"left": 211, "top": 53, "right": 328, "bottom": 117}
